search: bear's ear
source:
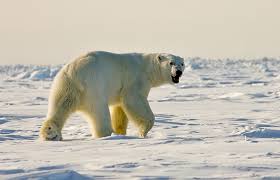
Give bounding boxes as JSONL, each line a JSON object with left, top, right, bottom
{"left": 157, "top": 54, "right": 165, "bottom": 62}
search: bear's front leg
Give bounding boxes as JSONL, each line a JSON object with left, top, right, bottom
{"left": 121, "top": 93, "right": 154, "bottom": 138}
{"left": 110, "top": 106, "right": 128, "bottom": 135}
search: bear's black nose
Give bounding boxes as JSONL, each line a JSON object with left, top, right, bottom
{"left": 176, "top": 70, "right": 182, "bottom": 77}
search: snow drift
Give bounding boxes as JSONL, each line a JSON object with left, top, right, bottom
{"left": 1, "top": 57, "right": 280, "bottom": 81}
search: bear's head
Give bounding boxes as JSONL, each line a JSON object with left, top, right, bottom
{"left": 157, "top": 54, "right": 185, "bottom": 84}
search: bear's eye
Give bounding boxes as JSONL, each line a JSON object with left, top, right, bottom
{"left": 170, "top": 62, "right": 174, "bottom": 66}
{"left": 181, "top": 63, "right": 184, "bottom": 66}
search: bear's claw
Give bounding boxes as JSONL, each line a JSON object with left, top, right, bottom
{"left": 46, "top": 135, "right": 62, "bottom": 141}
{"left": 44, "top": 134, "right": 62, "bottom": 141}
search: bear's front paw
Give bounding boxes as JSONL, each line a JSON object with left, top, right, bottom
{"left": 138, "top": 122, "right": 153, "bottom": 138}
{"left": 43, "top": 133, "right": 62, "bottom": 141}
{"left": 40, "top": 121, "right": 63, "bottom": 141}
{"left": 138, "top": 130, "right": 148, "bottom": 138}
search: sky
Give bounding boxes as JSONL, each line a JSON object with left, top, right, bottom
{"left": 1, "top": 0, "right": 280, "bottom": 64}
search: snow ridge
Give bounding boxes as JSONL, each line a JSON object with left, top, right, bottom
{"left": 1, "top": 57, "right": 280, "bottom": 81}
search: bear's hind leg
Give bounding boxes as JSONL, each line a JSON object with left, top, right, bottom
{"left": 110, "top": 106, "right": 128, "bottom": 135}
{"left": 83, "top": 101, "right": 113, "bottom": 138}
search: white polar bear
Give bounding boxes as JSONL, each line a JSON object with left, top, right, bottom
{"left": 40, "top": 51, "right": 185, "bottom": 141}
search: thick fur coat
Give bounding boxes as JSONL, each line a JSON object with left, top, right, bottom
{"left": 40, "top": 51, "right": 185, "bottom": 140}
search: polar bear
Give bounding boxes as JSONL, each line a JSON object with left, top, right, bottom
{"left": 40, "top": 51, "right": 185, "bottom": 141}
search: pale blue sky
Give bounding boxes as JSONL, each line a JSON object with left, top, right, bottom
{"left": 1, "top": 0, "right": 280, "bottom": 64}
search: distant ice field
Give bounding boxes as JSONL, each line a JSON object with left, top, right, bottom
{"left": 1, "top": 57, "right": 280, "bottom": 179}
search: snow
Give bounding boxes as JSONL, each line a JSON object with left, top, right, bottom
{"left": 241, "top": 129, "right": 280, "bottom": 138}
{"left": 0, "top": 64, "right": 63, "bottom": 81}
{"left": 1, "top": 57, "right": 280, "bottom": 179}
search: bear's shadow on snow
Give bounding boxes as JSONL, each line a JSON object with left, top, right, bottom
{"left": 100, "top": 135, "right": 140, "bottom": 140}
{"left": 155, "top": 114, "right": 186, "bottom": 126}
{"left": 61, "top": 135, "right": 140, "bottom": 141}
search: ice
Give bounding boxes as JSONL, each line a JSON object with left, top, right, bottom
{"left": 1, "top": 57, "right": 280, "bottom": 179}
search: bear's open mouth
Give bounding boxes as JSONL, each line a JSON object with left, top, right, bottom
{"left": 171, "top": 75, "right": 180, "bottom": 83}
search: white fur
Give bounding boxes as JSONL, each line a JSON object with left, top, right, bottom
{"left": 40, "top": 51, "right": 185, "bottom": 140}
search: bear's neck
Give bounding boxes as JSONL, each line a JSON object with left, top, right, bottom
{"left": 142, "top": 53, "right": 166, "bottom": 88}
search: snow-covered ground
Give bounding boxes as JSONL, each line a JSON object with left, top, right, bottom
{"left": 1, "top": 57, "right": 280, "bottom": 179}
